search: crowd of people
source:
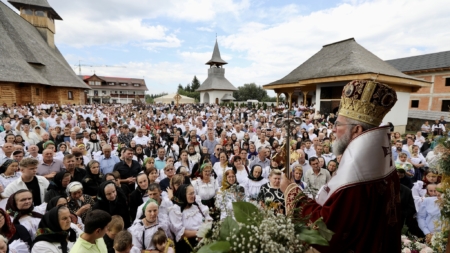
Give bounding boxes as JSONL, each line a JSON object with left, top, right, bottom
{"left": 0, "top": 100, "right": 445, "bottom": 252}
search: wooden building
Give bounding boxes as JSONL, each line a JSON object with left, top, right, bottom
{"left": 81, "top": 74, "right": 148, "bottom": 104}
{"left": 263, "top": 38, "right": 430, "bottom": 132}
{"left": 0, "top": 0, "right": 90, "bottom": 106}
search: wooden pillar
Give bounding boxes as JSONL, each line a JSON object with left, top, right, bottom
{"left": 288, "top": 92, "right": 293, "bottom": 110}
{"left": 303, "top": 91, "right": 308, "bottom": 106}
{"left": 276, "top": 93, "right": 280, "bottom": 106}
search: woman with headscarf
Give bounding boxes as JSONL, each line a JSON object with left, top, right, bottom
{"left": 56, "top": 143, "right": 69, "bottom": 159}
{"left": 128, "top": 199, "right": 170, "bottom": 252}
{"left": 215, "top": 170, "right": 246, "bottom": 220}
{"left": 0, "top": 159, "right": 21, "bottom": 190}
{"left": 244, "top": 165, "right": 268, "bottom": 201}
{"left": 93, "top": 181, "right": 131, "bottom": 228}
{"left": 81, "top": 160, "right": 103, "bottom": 197}
{"left": 5, "top": 189, "right": 44, "bottom": 241}
{"left": 31, "top": 205, "right": 77, "bottom": 253}
{"left": 86, "top": 132, "right": 101, "bottom": 157}
{"left": 129, "top": 173, "right": 150, "bottom": 221}
{"left": 66, "top": 182, "right": 95, "bottom": 222}
{"left": 46, "top": 196, "right": 83, "bottom": 231}
{"left": 168, "top": 184, "right": 212, "bottom": 253}
{"left": 0, "top": 208, "right": 31, "bottom": 247}
{"left": 44, "top": 171, "right": 71, "bottom": 202}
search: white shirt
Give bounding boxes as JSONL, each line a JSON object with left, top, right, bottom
{"left": 244, "top": 178, "right": 267, "bottom": 200}
{"left": 132, "top": 135, "right": 150, "bottom": 146}
{"left": 192, "top": 178, "right": 218, "bottom": 201}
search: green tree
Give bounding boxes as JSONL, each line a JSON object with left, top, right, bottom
{"left": 185, "top": 84, "right": 191, "bottom": 92}
{"left": 191, "top": 76, "right": 201, "bottom": 91}
{"left": 233, "top": 83, "right": 267, "bottom": 101}
{"left": 178, "top": 84, "right": 183, "bottom": 90}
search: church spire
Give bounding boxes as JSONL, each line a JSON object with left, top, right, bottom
{"left": 205, "top": 39, "right": 228, "bottom": 67}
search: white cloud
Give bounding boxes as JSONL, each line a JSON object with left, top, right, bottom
{"left": 218, "top": 0, "right": 450, "bottom": 88}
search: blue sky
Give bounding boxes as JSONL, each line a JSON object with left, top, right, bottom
{"left": 3, "top": 0, "right": 450, "bottom": 96}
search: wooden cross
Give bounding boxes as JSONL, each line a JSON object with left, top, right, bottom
{"left": 174, "top": 93, "right": 182, "bottom": 106}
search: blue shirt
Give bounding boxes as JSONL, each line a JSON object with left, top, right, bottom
{"left": 98, "top": 155, "right": 120, "bottom": 174}
{"left": 417, "top": 197, "right": 442, "bottom": 235}
{"left": 391, "top": 148, "right": 411, "bottom": 161}
{"left": 155, "top": 157, "right": 166, "bottom": 171}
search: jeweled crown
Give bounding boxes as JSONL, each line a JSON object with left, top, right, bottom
{"left": 338, "top": 80, "right": 397, "bottom": 126}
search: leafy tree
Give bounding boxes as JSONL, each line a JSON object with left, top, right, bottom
{"left": 185, "top": 84, "right": 191, "bottom": 92}
{"left": 233, "top": 83, "right": 267, "bottom": 102}
{"left": 177, "top": 84, "right": 183, "bottom": 90}
{"left": 191, "top": 76, "right": 201, "bottom": 91}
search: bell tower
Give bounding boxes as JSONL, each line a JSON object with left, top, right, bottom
{"left": 8, "top": 0, "right": 62, "bottom": 49}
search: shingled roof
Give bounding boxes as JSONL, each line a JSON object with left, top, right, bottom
{"left": 81, "top": 75, "right": 148, "bottom": 91}
{"left": 0, "top": 2, "right": 89, "bottom": 89}
{"left": 205, "top": 39, "right": 228, "bottom": 66}
{"left": 8, "top": 0, "right": 62, "bottom": 20}
{"left": 265, "top": 38, "right": 426, "bottom": 87}
{"left": 386, "top": 51, "right": 450, "bottom": 73}
{"left": 197, "top": 40, "right": 237, "bottom": 92}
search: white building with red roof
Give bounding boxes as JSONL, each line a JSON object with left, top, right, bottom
{"left": 80, "top": 74, "right": 148, "bottom": 104}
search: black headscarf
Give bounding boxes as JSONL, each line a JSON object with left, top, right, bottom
{"left": 173, "top": 184, "right": 202, "bottom": 213}
{"left": 248, "top": 165, "right": 264, "bottom": 182}
{"left": 32, "top": 205, "right": 76, "bottom": 253}
{"left": 85, "top": 161, "right": 101, "bottom": 181}
{"left": 6, "top": 189, "right": 43, "bottom": 224}
{"left": 47, "top": 171, "right": 70, "bottom": 193}
{"left": 0, "top": 159, "right": 16, "bottom": 174}
{"left": 95, "top": 181, "right": 130, "bottom": 224}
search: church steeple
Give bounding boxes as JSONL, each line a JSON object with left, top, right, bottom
{"left": 8, "top": 0, "right": 62, "bottom": 49}
{"left": 205, "top": 39, "right": 228, "bottom": 67}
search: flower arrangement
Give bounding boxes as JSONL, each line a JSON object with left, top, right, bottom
{"left": 401, "top": 235, "right": 433, "bottom": 253}
{"left": 194, "top": 195, "right": 332, "bottom": 253}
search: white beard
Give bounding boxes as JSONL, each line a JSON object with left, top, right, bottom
{"left": 332, "top": 128, "right": 352, "bottom": 156}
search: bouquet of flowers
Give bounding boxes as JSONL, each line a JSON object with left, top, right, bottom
{"left": 401, "top": 235, "right": 433, "bottom": 253}
{"left": 194, "top": 195, "right": 332, "bottom": 253}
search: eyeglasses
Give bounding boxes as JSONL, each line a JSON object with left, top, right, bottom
{"left": 333, "top": 121, "right": 358, "bottom": 129}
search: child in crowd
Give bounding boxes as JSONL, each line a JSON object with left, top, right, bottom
{"left": 396, "top": 152, "right": 414, "bottom": 178}
{"left": 104, "top": 215, "right": 125, "bottom": 253}
{"left": 113, "top": 230, "right": 133, "bottom": 253}
{"left": 152, "top": 228, "right": 175, "bottom": 253}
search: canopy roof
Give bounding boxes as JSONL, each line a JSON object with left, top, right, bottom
{"left": 154, "top": 93, "right": 195, "bottom": 104}
{"left": 264, "top": 38, "right": 430, "bottom": 90}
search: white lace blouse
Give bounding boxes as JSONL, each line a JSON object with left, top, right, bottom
{"left": 235, "top": 168, "right": 249, "bottom": 185}
{"left": 192, "top": 178, "right": 218, "bottom": 201}
{"left": 213, "top": 162, "right": 231, "bottom": 186}
{"left": 244, "top": 178, "right": 268, "bottom": 200}
{"left": 168, "top": 197, "right": 211, "bottom": 242}
{"left": 128, "top": 219, "right": 170, "bottom": 251}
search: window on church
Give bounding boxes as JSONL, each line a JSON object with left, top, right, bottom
{"left": 108, "top": 82, "right": 115, "bottom": 86}
{"left": 120, "top": 83, "right": 127, "bottom": 87}
{"left": 102, "top": 91, "right": 106, "bottom": 95}
{"left": 35, "top": 10, "right": 46, "bottom": 17}
{"left": 89, "top": 81, "right": 95, "bottom": 85}
{"left": 95, "top": 81, "right": 101, "bottom": 85}
{"left": 22, "top": 9, "right": 33, "bottom": 15}
{"left": 68, "top": 91, "right": 73, "bottom": 100}
{"left": 133, "top": 83, "right": 140, "bottom": 87}
{"left": 411, "top": 100, "right": 419, "bottom": 108}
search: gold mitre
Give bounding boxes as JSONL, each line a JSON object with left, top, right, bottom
{"left": 338, "top": 80, "right": 397, "bottom": 126}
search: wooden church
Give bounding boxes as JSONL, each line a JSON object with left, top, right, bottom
{"left": 0, "top": 0, "right": 90, "bottom": 106}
